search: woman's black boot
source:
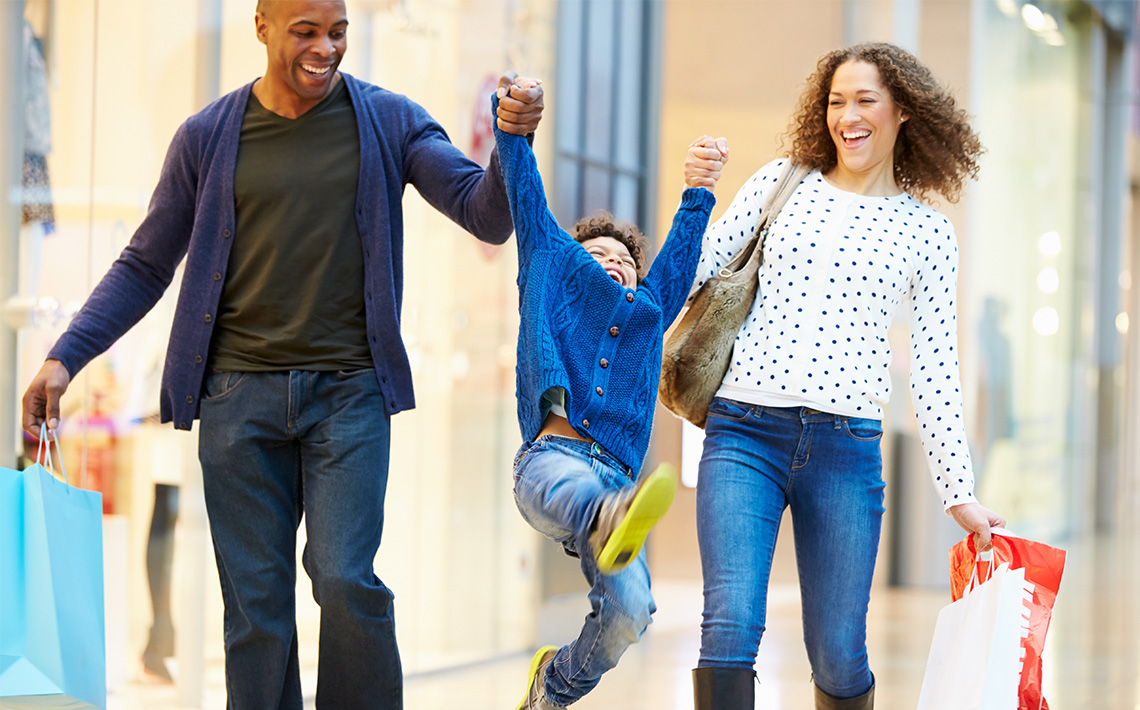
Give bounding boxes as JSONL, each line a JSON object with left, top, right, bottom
{"left": 692, "top": 667, "right": 756, "bottom": 709}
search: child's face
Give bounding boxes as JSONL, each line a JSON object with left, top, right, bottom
{"left": 580, "top": 236, "right": 638, "bottom": 290}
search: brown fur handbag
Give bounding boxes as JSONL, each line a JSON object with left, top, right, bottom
{"left": 659, "top": 161, "right": 811, "bottom": 428}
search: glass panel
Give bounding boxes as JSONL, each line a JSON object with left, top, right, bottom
{"left": 614, "top": 0, "right": 645, "bottom": 173}
{"left": 613, "top": 173, "right": 640, "bottom": 227}
{"left": 555, "top": 157, "right": 582, "bottom": 226}
{"left": 966, "top": 2, "right": 1087, "bottom": 538}
{"left": 582, "top": 0, "right": 616, "bottom": 163}
{"left": 583, "top": 165, "right": 613, "bottom": 214}
{"left": 555, "top": 0, "right": 584, "bottom": 154}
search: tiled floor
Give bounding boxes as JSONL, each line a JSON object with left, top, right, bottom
{"left": 102, "top": 529, "right": 1138, "bottom": 710}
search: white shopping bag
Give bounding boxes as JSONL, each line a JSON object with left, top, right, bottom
{"left": 917, "top": 558, "right": 1034, "bottom": 710}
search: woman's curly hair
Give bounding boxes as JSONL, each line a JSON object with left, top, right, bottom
{"left": 785, "top": 42, "right": 983, "bottom": 203}
{"left": 572, "top": 211, "right": 648, "bottom": 279}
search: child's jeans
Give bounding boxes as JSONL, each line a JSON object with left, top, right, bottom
{"left": 512, "top": 435, "right": 656, "bottom": 707}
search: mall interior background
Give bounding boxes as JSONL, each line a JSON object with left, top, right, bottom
{"left": 0, "top": 0, "right": 1138, "bottom": 706}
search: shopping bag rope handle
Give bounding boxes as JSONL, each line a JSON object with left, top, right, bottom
{"left": 36, "top": 422, "right": 71, "bottom": 487}
{"left": 965, "top": 548, "right": 995, "bottom": 595}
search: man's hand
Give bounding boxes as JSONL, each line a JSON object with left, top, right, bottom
{"left": 684, "top": 135, "right": 729, "bottom": 190}
{"left": 948, "top": 501, "right": 1007, "bottom": 551}
{"left": 22, "top": 359, "right": 71, "bottom": 435}
{"left": 496, "top": 71, "right": 544, "bottom": 136}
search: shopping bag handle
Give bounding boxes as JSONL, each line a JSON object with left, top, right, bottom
{"left": 36, "top": 422, "right": 71, "bottom": 487}
{"left": 965, "top": 548, "right": 995, "bottom": 594}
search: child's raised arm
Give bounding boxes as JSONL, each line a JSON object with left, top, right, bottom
{"left": 643, "top": 136, "right": 726, "bottom": 324}
{"left": 491, "top": 82, "right": 565, "bottom": 253}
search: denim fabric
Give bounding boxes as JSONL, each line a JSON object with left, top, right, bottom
{"left": 512, "top": 436, "right": 656, "bottom": 707}
{"left": 197, "top": 369, "right": 401, "bottom": 710}
{"left": 695, "top": 398, "right": 885, "bottom": 700}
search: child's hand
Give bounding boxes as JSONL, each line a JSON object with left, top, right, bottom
{"left": 496, "top": 71, "right": 544, "bottom": 135}
{"left": 684, "top": 135, "right": 729, "bottom": 190}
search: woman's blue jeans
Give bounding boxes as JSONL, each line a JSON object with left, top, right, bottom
{"left": 197, "top": 369, "right": 401, "bottom": 710}
{"left": 696, "top": 398, "right": 885, "bottom": 700}
{"left": 512, "top": 436, "right": 656, "bottom": 707}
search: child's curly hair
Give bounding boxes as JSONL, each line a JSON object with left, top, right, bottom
{"left": 785, "top": 42, "right": 984, "bottom": 203}
{"left": 572, "top": 211, "right": 648, "bottom": 279}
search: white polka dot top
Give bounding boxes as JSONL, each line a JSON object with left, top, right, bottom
{"left": 693, "top": 159, "right": 975, "bottom": 509}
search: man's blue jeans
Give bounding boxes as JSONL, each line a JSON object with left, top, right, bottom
{"left": 197, "top": 369, "right": 401, "bottom": 710}
{"left": 512, "top": 435, "right": 656, "bottom": 707}
{"left": 695, "top": 399, "right": 885, "bottom": 700}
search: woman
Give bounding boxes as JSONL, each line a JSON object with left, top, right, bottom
{"left": 683, "top": 43, "right": 1006, "bottom": 709}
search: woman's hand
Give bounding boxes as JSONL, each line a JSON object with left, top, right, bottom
{"left": 948, "top": 502, "right": 1007, "bottom": 551}
{"left": 684, "top": 135, "right": 729, "bottom": 190}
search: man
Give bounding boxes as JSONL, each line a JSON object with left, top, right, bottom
{"left": 21, "top": 1, "right": 543, "bottom": 707}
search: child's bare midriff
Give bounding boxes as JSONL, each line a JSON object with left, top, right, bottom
{"left": 538, "top": 412, "right": 593, "bottom": 444}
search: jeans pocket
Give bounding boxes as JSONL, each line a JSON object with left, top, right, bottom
{"left": 843, "top": 418, "right": 883, "bottom": 441}
{"left": 202, "top": 371, "right": 247, "bottom": 401}
{"left": 706, "top": 397, "right": 751, "bottom": 422}
{"left": 335, "top": 367, "right": 374, "bottom": 379}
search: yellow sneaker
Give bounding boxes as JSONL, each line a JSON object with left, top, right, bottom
{"left": 592, "top": 463, "right": 677, "bottom": 575}
{"left": 517, "top": 645, "right": 559, "bottom": 710}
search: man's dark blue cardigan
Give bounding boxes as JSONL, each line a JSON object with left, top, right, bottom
{"left": 493, "top": 99, "right": 715, "bottom": 472}
{"left": 48, "top": 74, "right": 514, "bottom": 429}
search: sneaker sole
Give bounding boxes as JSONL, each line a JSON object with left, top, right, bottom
{"left": 516, "top": 645, "right": 558, "bottom": 710}
{"left": 596, "top": 464, "right": 677, "bottom": 575}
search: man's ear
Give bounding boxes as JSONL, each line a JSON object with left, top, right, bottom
{"left": 254, "top": 13, "right": 269, "bottom": 45}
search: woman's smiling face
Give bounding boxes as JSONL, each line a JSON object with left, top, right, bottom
{"left": 827, "top": 59, "right": 907, "bottom": 179}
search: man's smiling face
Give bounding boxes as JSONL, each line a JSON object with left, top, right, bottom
{"left": 256, "top": 0, "right": 348, "bottom": 112}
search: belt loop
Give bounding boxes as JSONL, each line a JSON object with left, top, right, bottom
{"left": 833, "top": 414, "right": 842, "bottom": 430}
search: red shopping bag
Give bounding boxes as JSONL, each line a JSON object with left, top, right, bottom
{"left": 949, "top": 530, "right": 1066, "bottom": 710}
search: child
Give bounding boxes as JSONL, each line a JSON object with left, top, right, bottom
{"left": 492, "top": 86, "right": 726, "bottom": 709}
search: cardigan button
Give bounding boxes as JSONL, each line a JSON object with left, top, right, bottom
{"left": 595, "top": 386, "right": 604, "bottom": 396}
{"left": 625, "top": 292, "right": 634, "bottom": 302}
{"left": 599, "top": 358, "right": 609, "bottom": 368}
{"left": 582, "top": 419, "right": 590, "bottom": 429}
{"left": 214, "top": 272, "right": 222, "bottom": 281}
{"left": 609, "top": 326, "right": 620, "bottom": 337}
{"left": 204, "top": 314, "right": 212, "bottom": 323}
{"left": 222, "top": 229, "right": 231, "bottom": 238}
{"left": 194, "top": 355, "right": 203, "bottom": 364}
{"left": 185, "top": 395, "right": 193, "bottom": 404}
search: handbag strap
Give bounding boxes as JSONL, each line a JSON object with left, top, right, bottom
{"left": 755, "top": 160, "right": 813, "bottom": 239}
{"left": 719, "top": 160, "right": 812, "bottom": 277}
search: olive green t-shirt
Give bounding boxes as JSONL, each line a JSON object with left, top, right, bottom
{"left": 209, "top": 78, "right": 373, "bottom": 371}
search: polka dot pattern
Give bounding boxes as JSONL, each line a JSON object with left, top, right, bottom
{"left": 691, "top": 159, "right": 975, "bottom": 509}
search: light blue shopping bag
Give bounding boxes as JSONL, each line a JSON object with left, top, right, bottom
{"left": 0, "top": 428, "right": 106, "bottom": 710}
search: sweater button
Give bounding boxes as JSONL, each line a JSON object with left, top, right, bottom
{"left": 185, "top": 395, "right": 193, "bottom": 404}
{"left": 204, "top": 314, "right": 212, "bottom": 323}
{"left": 582, "top": 419, "right": 590, "bottom": 429}
{"left": 599, "top": 358, "right": 609, "bottom": 368}
{"left": 609, "top": 326, "right": 619, "bottom": 337}
{"left": 625, "top": 292, "right": 634, "bottom": 302}
{"left": 222, "top": 229, "right": 231, "bottom": 238}
{"left": 214, "top": 272, "right": 222, "bottom": 281}
{"left": 595, "top": 386, "right": 604, "bottom": 396}
{"left": 194, "top": 355, "right": 203, "bottom": 364}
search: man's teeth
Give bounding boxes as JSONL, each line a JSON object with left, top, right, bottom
{"left": 303, "top": 65, "right": 330, "bottom": 75}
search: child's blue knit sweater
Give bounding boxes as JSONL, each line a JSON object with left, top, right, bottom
{"left": 492, "top": 98, "right": 715, "bottom": 473}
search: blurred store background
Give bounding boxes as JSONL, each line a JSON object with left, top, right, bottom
{"left": 1, "top": 0, "right": 1137, "bottom": 708}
